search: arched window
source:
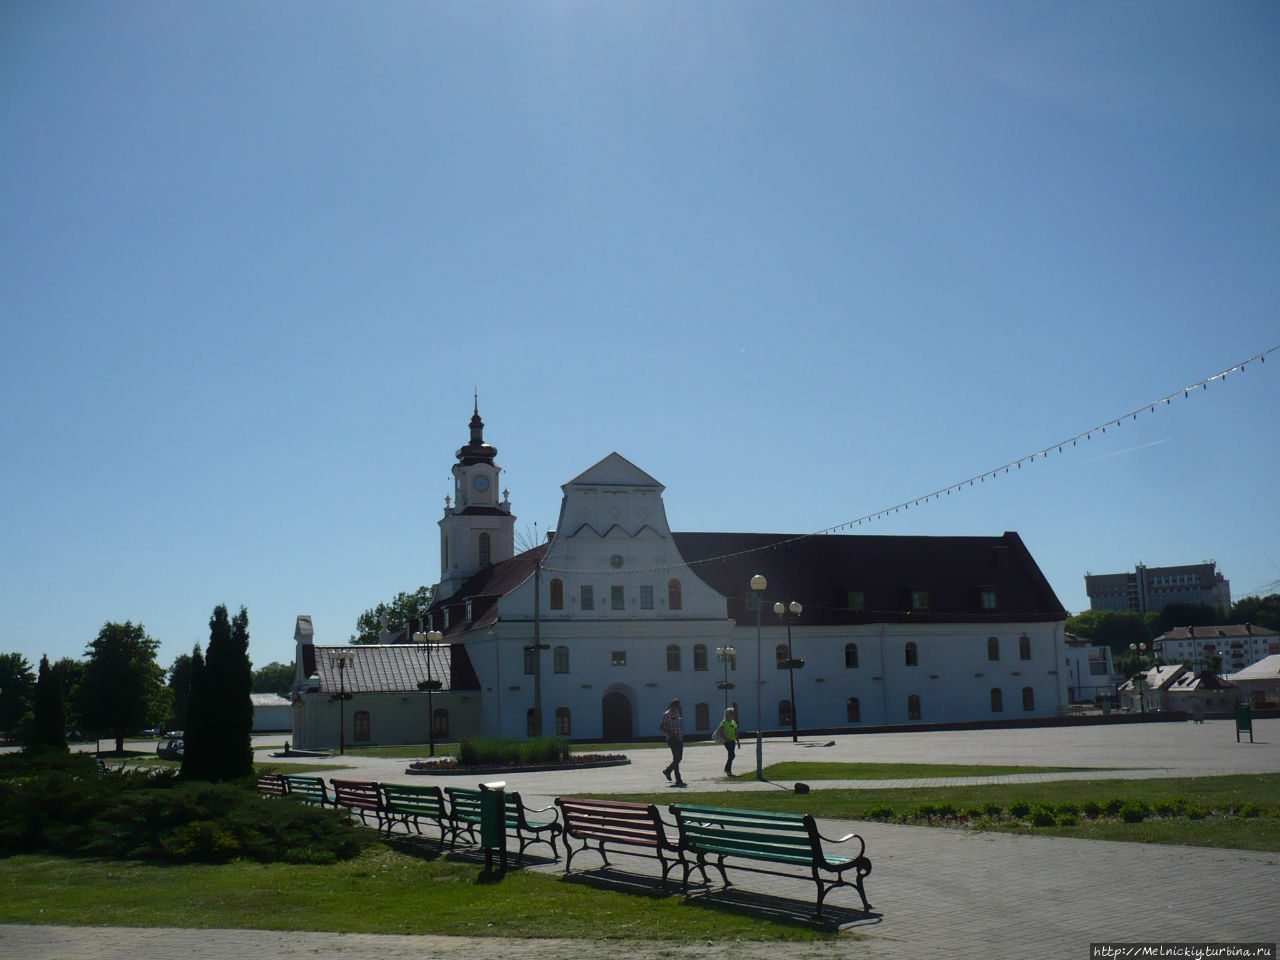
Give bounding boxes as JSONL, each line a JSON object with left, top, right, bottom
{"left": 666, "top": 644, "right": 681, "bottom": 671}
{"left": 990, "top": 688, "right": 1003, "bottom": 712}
{"left": 1022, "top": 686, "right": 1035, "bottom": 711}
{"left": 432, "top": 708, "right": 449, "bottom": 738}
{"left": 905, "top": 642, "right": 919, "bottom": 667}
{"left": 478, "top": 532, "right": 491, "bottom": 566}
{"left": 668, "top": 579, "right": 683, "bottom": 610}
{"left": 526, "top": 708, "right": 537, "bottom": 737}
{"left": 354, "top": 710, "right": 371, "bottom": 741}
{"left": 907, "top": 694, "right": 922, "bottom": 720}
{"left": 776, "top": 644, "right": 789, "bottom": 668}
{"left": 694, "top": 702, "right": 710, "bottom": 730}
{"left": 845, "top": 643, "right": 859, "bottom": 668}
{"left": 847, "top": 697, "right": 861, "bottom": 723}
{"left": 693, "top": 644, "right": 708, "bottom": 671}
{"left": 1019, "top": 634, "right": 1032, "bottom": 661}
{"left": 523, "top": 646, "right": 537, "bottom": 675}
{"left": 555, "top": 707, "right": 571, "bottom": 736}
{"left": 987, "top": 637, "right": 1000, "bottom": 661}
{"left": 554, "top": 645, "right": 569, "bottom": 674}
{"left": 549, "top": 579, "right": 564, "bottom": 610}
{"left": 778, "top": 699, "right": 793, "bottom": 725}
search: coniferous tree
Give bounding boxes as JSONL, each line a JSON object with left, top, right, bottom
{"left": 181, "top": 644, "right": 208, "bottom": 780}
{"left": 183, "top": 605, "right": 253, "bottom": 781}
{"left": 29, "top": 654, "right": 67, "bottom": 753}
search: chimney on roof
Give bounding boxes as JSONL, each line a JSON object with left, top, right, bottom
{"left": 295, "top": 615, "right": 314, "bottom": 645}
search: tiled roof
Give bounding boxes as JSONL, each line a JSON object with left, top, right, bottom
{"left": 1227, "top": 654, "right": 1280, "bottom": 681}
{"left": 672, "top": 530, "right": 1066, "bottom": 625}
{"left": 1153, "top": 623, "right": 1278, "bottom": 643}
{"left": 308, "top": 644, "right": 456, "bottom": 694}
{"left": 426, "top": 544, "right": 549, "bottom": 639}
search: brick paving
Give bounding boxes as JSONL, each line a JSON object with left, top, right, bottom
{"left": 4, "top": 718, "right": 1277, "bottom": 959}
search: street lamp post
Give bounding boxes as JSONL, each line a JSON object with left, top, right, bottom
{"left": 715, "top": 645, "right": 737, "bottom": 711}
{"left": 1129, "top": 642, "right": 1148, "bottom": 714}
{"left": 328, "top": 650, "right": 355, "bottom": 755}
{"left": 413, "top": 629, "right": 444, "bottom": 756}
{"left": 773, "top": 600, "right": 804, "bottom": 742}
{"left": 749, "top": 574, "right": 767, "bottom": 781}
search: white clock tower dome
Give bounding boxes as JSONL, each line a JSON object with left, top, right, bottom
{"left": 436, "top": 399, "right": 516, "bottom": 600}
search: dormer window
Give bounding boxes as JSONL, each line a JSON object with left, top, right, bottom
{"left": 981, "top": 589, "right": 998, "bottom": 610}
{"left": 911, "top": 590, "right": 929, "bottom": 610}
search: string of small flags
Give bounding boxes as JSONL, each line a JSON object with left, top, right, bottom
{"left": 539, "top": 345, "right": 1278, "bottom": 578}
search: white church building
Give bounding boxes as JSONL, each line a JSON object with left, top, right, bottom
{"left": 292, "top": 406, "right": 1070, "bottom": 748}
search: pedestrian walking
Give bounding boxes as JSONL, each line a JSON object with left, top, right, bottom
{"left": 713, "top": 706, "right": 738, "bottom": 776}
{"left": 660, "top": 699, "right": 686, "bottom": 787}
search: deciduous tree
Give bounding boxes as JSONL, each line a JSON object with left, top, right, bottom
{"left": 80, "top": 622, "right": 169, "bottom": 753}
{"left": 350, "top": 586, "right": 435, "bottom": 644}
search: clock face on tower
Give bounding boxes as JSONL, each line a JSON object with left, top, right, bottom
{"left": 473, "top": 474, "right": 490, "bottom": 492}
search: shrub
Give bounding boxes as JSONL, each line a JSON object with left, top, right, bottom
{"left": 1118, "top": 800, "right": 1150, "bottom": 823}
{"left": 965, "top": 807, "right": 985, "bottom": 819}
{"left": 0, "top": 760, "right": 371, "bottom": 864}
{"left": 864, "top": 805, "right": 897, "bottom": 821}
{"left": 1103, "top": 798, "right": 1126, "bottom": 817}
{"left": 982, "top": 802, "right": 1003, "bottom": 818}
{"left": 458, "top": 737, "right": 570, "bottom": 766}
{"left": 1237, "top": 803, "right": 1263, "bottom": 819}
{"left": 1081, "top": 800, "right": 1102, "bottom": 819}
{"left": 1029, "top": 805, "right": 1056, "bottom": 827}
{"left": 1054, "top": 801, "right": 1080, "bottom": 817}
{"left": 1008, "top": 799, "right": 1031, "bottom": 818}
{"left": 1057, "top": 813, "right": 1079, "bottom": 826}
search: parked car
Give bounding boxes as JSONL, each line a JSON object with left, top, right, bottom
{"left": 157, "top": 738, "right": 184, "bottom": 760}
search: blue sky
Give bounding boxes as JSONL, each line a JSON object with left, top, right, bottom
{"left": 2, "top": 2, "right": 1277, "bottom": 675}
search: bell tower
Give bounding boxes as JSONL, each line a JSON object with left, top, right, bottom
{"left": 437, "top": 399, "right": 516, "bottom": 600}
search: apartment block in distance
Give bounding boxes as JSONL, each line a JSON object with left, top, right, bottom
{"left": 1085, "top": 562, "right": 1230, "bottom": 614}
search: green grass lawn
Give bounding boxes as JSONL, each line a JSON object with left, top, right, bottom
{"left": 0, "top": 847, "right": 843, "bottom": 941}
{"left": 758, "top": 761, "right": 1101, "bottom": 780}
{"left": 614, "top": 773, "right": 1280, "bottom": 852}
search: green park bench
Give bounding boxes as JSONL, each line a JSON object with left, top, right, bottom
{"left": 445, "top": 786, "right": 561, "bottom": 862}
{"left": 282, "top": 774, "right": 331, "bottom": 806}
{"left": 669, "top": 803, "right": 872, "bottom": 917}
{"left": 381, "top": 782, "right": 451, "bottom": 841}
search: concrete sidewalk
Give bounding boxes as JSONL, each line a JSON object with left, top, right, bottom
{"left": 5, "top": 718, "right": 1277, "bottom": 960}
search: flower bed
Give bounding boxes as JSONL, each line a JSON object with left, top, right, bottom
{"left": 406, "top": 753, "right": 629, "bottom": 776}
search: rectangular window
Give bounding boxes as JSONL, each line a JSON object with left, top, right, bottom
{"left": 981, "top": 590, "right": 998, "bottom": 609}
{"left": 640, "top": 585, "right": 653, "bottom": 609}
{"left": 911, "top": 590, "right": 929, "bottom": 610}
{"left": 580, "top": 585, "right": 594, "bottom": 610}
{"left": 611, "top": 650, "right": 627, "bottom": 666}
{"left": 611, "top": 585, "right": 625, "bottom": 610}
{"left": 847, "top": 590, "right": 866, "bottom": 610}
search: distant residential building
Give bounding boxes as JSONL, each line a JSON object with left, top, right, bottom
{"left": 1163, "top": 671, "right": 1238, "bottom": 715}
{"left": 1153, "top": 623, "right": 1280, "bottom": 674}
{"left": 1062, "top": 633, "right": 1120, "bottom": 704}
{"left": 1085, "top": 562, "right": 1230, "bottom": 614}
{"left": 1226, "top": 654, "right": 1280, "bottom": 707}
{"left": 1117, "top": 664, "right": 1186, "bottom": 713}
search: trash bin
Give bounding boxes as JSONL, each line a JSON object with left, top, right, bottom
{"left": 479, "top": 781, "right": 508, "bottom": 871}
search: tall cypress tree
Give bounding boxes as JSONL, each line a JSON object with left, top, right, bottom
{"left": 183, "top": 605, "right": 253, "bottom": 781}
{"left": 180, "top": 644, "right": 207, "bottom": 781}
{"left": 29, "top": 654, "right": 67, "bottom": 753}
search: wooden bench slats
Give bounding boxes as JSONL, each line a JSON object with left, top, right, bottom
{"left": 330, "top": 778, "right": 385, "bottom": 829}
{"left": 555, "top": 796, "right": 681, "bottom": 883}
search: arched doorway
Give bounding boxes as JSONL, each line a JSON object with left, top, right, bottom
{"left": 601, "top": 690, "right": 633, "bottom": 740}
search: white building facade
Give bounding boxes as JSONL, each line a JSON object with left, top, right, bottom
{"left": 418, "top": 410, "right": 1070, "bottom": 742}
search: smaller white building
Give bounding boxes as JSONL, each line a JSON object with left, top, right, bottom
{"left": 1226, "top": 654, "right": 1280, "bottom": 708}
{"left": 251, "top": 693, "right": 293, "bottom": 732}
{"left": 1118, "top": 665, "right": 1185, "bottom": 713}
{"left": 1062, "top": 634, "right": 1120, "bottom": 704}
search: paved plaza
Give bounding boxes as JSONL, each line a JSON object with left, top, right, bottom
{"left": 4, "top": 718, "right": 1277, "bottom": 959}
